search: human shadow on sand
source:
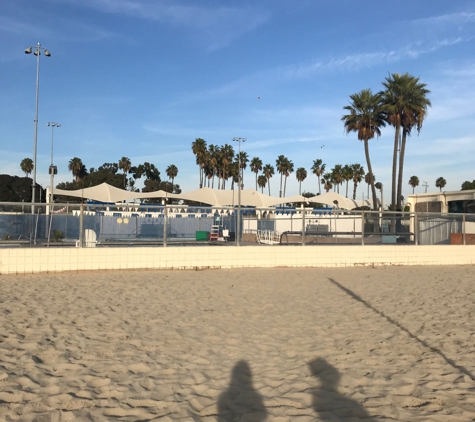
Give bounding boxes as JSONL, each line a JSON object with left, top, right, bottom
{"left": 309, "top": 357, "right": 376, "bottom": 421}
{"left": 217, "top": 360, "right": 267, "bottom": 422}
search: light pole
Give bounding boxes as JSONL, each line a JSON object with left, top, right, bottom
{"left": 47, "top": 122, "right": 60, "bottom": 205}
{"left": 232, "top": 137, "right": 246, "bottom": 246}
{"left": 375, "top": 182, "right": 383, "bottom": 233}
{"left": 25, "top": 43, "right": 51, "bottom": 214}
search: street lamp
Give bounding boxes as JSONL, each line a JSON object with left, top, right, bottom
{"left": 46, "top": 122, "right": 60, "bottom": 204}
{"left": 25, "top": 43, "right": 51, "bottom": 214}
{"left": 375, "top": 182, "right": 383, "bottom": 211}
{"left": 232, "top": 137, "right": 246, "bottom": 246}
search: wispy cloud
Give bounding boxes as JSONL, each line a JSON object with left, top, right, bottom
{"left": 65, "top": 0, "right": 270, "bottom": 50}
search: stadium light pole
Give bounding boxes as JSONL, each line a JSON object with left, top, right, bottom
{"left": 25, "top": 43, "right": 51, "bottom": 214}
{"left": 232, "top": 137, "right": 246, "bottom": 246}
{"left": 46, "top": 122, "right": 60, "bottom": 205}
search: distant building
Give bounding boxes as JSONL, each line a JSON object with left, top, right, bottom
{"left": 407, "top": 189, "right": 475, "bottom": 214}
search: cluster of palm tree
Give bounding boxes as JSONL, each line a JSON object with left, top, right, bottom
{"left": 342, "top": 72, "right": 431, "bottom": 210}
{"left": 409, "top": 176, "right": 447, "bottom": 194}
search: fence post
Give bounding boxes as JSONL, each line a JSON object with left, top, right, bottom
{"left": 79, "top": 201, "right": 84, "bottom": 248}
{"left": 163, "top": 205, "right": 168, "bottom": 248}
{"left": 361, "top": 210, "right": 365, "bottom": 246}
{"left": 301, "top": 206, "right": 306, "bottom": 246}
{"left": 462, "top": 213, "right": 466, "bottom": 245}
{"left": 414, "top": 212, "right": 418, "bottom": 245}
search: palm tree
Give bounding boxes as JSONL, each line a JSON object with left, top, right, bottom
{"left": 321, "top": 172, "right": 333, "bottom": 193}
{"left": 68, "top": 157, "right": 85, "bottom": 182}
{"left": 295, "top": 167, "right": 307, "bottom": 195}
{"left": 275, "top": 155, "right": 288, "bottom": 198}
{"left": 118, "top": 157, "right": 131, "bottom": 188}
{"left": 238, "top": 151, "right": 249, "bottom": 189}
{"left": 331, "top": 165, "right": 344, "bottom": 194}
{"left": 409, "top": 175, "right": 419, "bottom": 193}
{"left": 283, "top": 158, "right": 294, "bottom": 197}
{"left": 351, "top": 163, "right": 365, "bottom": 200}
{"left": 250, "top": 157, "right": 263, "bottom": 191}
{"left": 311, "top": 159, "right": 326, "bottom": 195}
{"left": 380, "top": 73, "right": 431, "bottom": 211}
{"left": 20, "top": 158, "right": 34, "bottom": 177}
{"left": 221, "top": 144, "right": 235, "bottom": 189}
{"left": 435, "top": 177, "right": 446, "bottom": 192}
{"left": 263, "top": 164, "right": 275, "bottom": 196}
{"left": 342, "top": 89, "right": 385, "bottom": 211}
{"left": 192, "top": 138, "right": 207, "bottom": 188}
{"left": 342, "top": 165, "right": 353, "bottom": 198}
{"left": 365, "top": 172, "right": 375, "bottom": 199}
{"left": 166, "top": 164, "right": 178, "bottom": 187}
{"left": 257, "top": 175, "right": 267, "bottom": 193}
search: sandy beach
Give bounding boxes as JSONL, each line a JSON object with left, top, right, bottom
{"left": 0, "top": 265, "right": 474, "bottom": 421}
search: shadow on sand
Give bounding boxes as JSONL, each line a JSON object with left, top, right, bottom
{"left": 309, "top": 357, "right": 376, "bottom": 421}
{"left": 217, "top": 360, "right": 267, "bottom": 422}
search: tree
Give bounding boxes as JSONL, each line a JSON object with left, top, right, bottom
{"left": 263, "top": 164, "right": 275, "bottom": 196}
{"left": 365, "top": 172, "right": 375, "bottom": 199}
{"left": 321, "top": 172, "right": 333, "bottom": 193}
{"left": 461, "top": 180, "right": 475, "bottom": 191}
{"left": 351, "top": 163, "right": 365, "bottom": 200}
{"left": 276, "top": 155, "right": 288, "bottom": 198}
{"left": 380, "top": 73, "right": 431, "bottom": 211}
{"left": 435, "top": 177, "right": 446, "bottom": 192}
{"left": 257, "top": 174, "right": 267, "bottom": 193}
{"left": 311, "top": 159, "right": 326, "bottom": 195}
{"left": 20, "top": 158, "right": 34, "bottom": 177}
{"left": 192, "top": 138, "right": 207, "bottom": 188}
{"left": 296, "top": 167, "right": 307, "bottom": 195}
{"left": 118, "top": 157, "right": 131, "bottom": 189}
{"left": 68, "top": 157, "right": 87, "bottom": 182}
{"left": 283, "top": 158, "right": 294, "bottom": 197}
{"left": 342, "top": 165, "right": 353, "bottom": 198}
{"left": 237, "top": 151, "right": 249, "bottom": 189}
{"left": 409, "top": 175, "right": 419, "bottom": 194}
{"left": 250, "top": 157, "right": 263, "bottom": 191}
{"left": 220, "top": 144, "right": 234, "bottom": 189}
{"left": 342, "top": 89, "right": 385, "bottom": 210}
{"left": 331, "top": 164, "right": 344, "bottom": 194}
{"left": 166, "top": 164, "right": 179, "bottom": 188}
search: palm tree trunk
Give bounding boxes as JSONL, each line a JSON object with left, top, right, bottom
{"left": 299, "top": 181, "right": 302, "bottom": 195}
{"left": 391, "top": 126, "right": 400, "bottom": 209}
{"left": 279, "top": 173, "right": 283, "bottom": 198}
{"left": 396, "top": 128, "right": 408, "bottom": 211}
{"left": 352, "top": 182, "right": 357, "bottom": 200}
{"left": 268, "top": 180, "right": 271, "bottom": 196}
{"left": 364, "top": 139, "right": 378, "bottom": 211}
{"left": 283, "top": 176, "right": 288, "bottom": 197}
{"left": 317, "top": 176, "right": 321, "bottom": 194}
{"left": 346, "top": 181, "right": 349, "bottom": 197}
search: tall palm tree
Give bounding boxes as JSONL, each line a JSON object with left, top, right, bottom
{"left": 409, "top": 175, "right": 419, "bottom": 194}
{"left": 118, "top": 157, "right": 131, "bottom": 188}
{"left": 166, "top": 164, "right": 178, "bottom": 187}
{"left": 435, "top": 177, "right": 446, "bottom": 192}
{"left": 311, "top": 159, "right": 326, "bottom": 195}
{"left": 220, "top": 144, "right": 234, "bottom": 189}
{"left": 20, "top": 158, "right": 34, "bottom": 177}
{"left": 263, "top": 164, "right": 274, "bottom": 196}
{"left": 192, "top": 138, "right": 207, "bottom": 188}
{"left": 237, "top": 151, "right": 249, "bottom": 189}
{"left": 283, "top": 158, "right": 294, "bottom": 197}
{"left": 68, "top": 157, "right": 85, "bottom": 182}
{"left": 257, "top": 174, "right": 267, "bottom": 193}
{"left": 250, "top": 157, "right": 263, "bottom": 191}
{"left": 351, "top": 163, "right": 365, "bottom": 200}
{"left": 380, "top": 73, "right": 431, "bottom": 210}
{"left": 295, "top": 167, "right": 307, "bottom": 195}
{"left": 331, "top": 164, "right": 343, "bottom": 194}
{"left": 342, "top": 89, "right": 385, "bottom": 211}
{"left": 365, "top": 172, "right": 375, "bottom": 199}
{"left": 321, "top": 172, "right": 333, "bottom": 193}
{"left": 275, "top": 155, "right": 288, "bottom": 198}
{"left": 342, "top": 164, "right": 353, "bottom": 198}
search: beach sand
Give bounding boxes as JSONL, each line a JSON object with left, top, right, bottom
{"left": 0, "top": 265, "right": 474, "bottom": 421}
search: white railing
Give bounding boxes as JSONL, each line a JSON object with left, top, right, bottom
{"left": 257, "top": 230, "right": 280, "bottom": 245}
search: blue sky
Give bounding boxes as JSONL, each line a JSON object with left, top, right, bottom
{"left": 1, "top": 0, "right": 474, "bottom": 199}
